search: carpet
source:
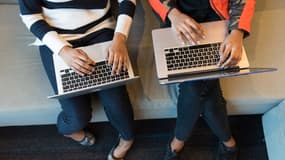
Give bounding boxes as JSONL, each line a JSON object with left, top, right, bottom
{"left": 0, "top": 115, "right": 268, "bottom": 160}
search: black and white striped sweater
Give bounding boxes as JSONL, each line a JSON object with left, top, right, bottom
{"left": 18, "top": 0, "right": 136, "bottom": 54}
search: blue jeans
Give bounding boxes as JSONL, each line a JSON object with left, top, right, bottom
{"left": 167, "top": 7, "right": 232, "bottom": 142}
{"left": 39, "top": 29, "right": 134, "bottom": 140}
{"left": 175, "top": 80, "right": 231, "bottom": 141}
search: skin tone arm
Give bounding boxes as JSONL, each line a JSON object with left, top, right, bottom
{"left": 168, "top": 8, "right": 244, "bottom": 68}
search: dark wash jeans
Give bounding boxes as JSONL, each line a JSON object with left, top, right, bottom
{"left": 39, "top": 29, "right": 134, "bottom": 140}
{"left": 165, "top": 8, "right": 232, "bottom": 141}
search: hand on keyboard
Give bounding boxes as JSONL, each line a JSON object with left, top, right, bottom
{"left": 167, "top": 8, "right": 206, "bottom": 45}
{"left": 107, "top": 32, "right": 129, "bottom": 75}
{"left": 218, "top": 29, "right": 244, "bottom": 68}
{"left": 59, "top": 46, "right": 96, "bottom": 76}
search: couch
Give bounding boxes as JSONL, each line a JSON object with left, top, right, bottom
{"left": 0, "top": 0, "right": 284, "bottom": 159}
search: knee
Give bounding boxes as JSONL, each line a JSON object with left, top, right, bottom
{"left": 99, "top": 87, "right": 132, "bottom": 113}
{"left": 59, "top": 97, "right": 92, "bottom": 119}
{"left": 57, "top": 110, "right": 92, "bottom": 135}
{"left": 57, "top": 102, "right": 92, "bottom": 134}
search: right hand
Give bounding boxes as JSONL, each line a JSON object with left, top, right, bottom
{"left": 59, "top": 46, "right": 96, "bottom": 76}
{"left": 168, "top": 8, "right": 206, "bottom": 45}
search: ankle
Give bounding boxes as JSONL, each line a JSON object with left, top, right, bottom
{"left": 119, "top": 139, "right": 133, "bottom": 150}
{"left": 171, "top": 137, "right": 185, "bottom": 153}
{"left": 223, "top": 137, "right": 236, "bottom": 148}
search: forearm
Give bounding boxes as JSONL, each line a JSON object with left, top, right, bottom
{"left": 115, "top": 0, "right": 136, "bottom": 39}
{"left": 229, "top": 0, "right": 256, "bottom": 37}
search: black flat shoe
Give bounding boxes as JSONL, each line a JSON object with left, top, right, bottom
{"left": 108, "top": 143, "right": 124, "bottom": 160}
{"left": 216, "top": 142, "right": 239, "bottom": 160}
{"left": 164, "top": 139, "right": 180, "bottom": 160}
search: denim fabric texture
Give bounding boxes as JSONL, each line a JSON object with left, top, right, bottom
{"left": 39, "top": 29, "right": 134, "bottom": 140}
{"left": 165, "top": 5, "right": 232, "bottom": 142}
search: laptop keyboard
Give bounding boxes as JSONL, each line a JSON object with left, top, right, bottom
{"left": 60, "top": 60, "right": 129, "bottom": 93}
{"left": 164, "top": 42, "right": 221, "bottom": 71}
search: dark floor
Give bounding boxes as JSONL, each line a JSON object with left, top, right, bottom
{"left": 0, "top": 115, "right": 268, "bottom": 160}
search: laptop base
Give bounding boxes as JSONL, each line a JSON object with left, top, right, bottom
{"left": 159, "top": 68, "right": 277, "bottom": 85}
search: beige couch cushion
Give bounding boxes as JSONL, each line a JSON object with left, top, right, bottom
{"left": 0, "top": 0, "right": 17, "bottom": 4}
{"left": 221, "top": 0, "right": 285, "bottom": 114}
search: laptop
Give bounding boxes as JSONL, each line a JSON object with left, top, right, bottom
{"left": 151, "top": 20, "right": 276, "bottom": 85}
{"left": 48, "top": 41, "right": 139, "bottom": 99}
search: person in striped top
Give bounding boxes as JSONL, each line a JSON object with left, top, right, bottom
{"left": 19, "top": 0, "right": 136, "bottom": 159}
{"left": 149, "top": 0, "right": 255, "bottom": 160}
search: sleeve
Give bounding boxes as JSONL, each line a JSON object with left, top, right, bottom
{"left": 229, "top": 0, "right": 256, "bottom": 37}
{"left": 148, "top": 0, "right": 176, "bottom": 22}
{"left": 18, "top": 0, "right": 72, "bottom": 54}
{"left": 115, "top": 0, "right": 137, "bottom": 38}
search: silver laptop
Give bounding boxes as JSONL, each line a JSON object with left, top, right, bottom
{"left": 152, "top": 20, "right": 276, "bottom": 85}
{"left": 48, "top": 41, "right": 139, "bottom": 99}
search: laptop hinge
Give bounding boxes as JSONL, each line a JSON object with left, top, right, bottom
{"left": 167, "top": 66, "right": 241, "bottom": 78}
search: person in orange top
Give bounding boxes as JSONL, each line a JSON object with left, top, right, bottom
{"left": 148, "top": 0, "right": 255, "bottom": 160}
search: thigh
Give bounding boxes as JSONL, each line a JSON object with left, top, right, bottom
{"left": 96, "top": 85, "right": 134, "bottom": 140}
{"left": 97, "top": 85, "right": 132, "bottom": 111}
{"left": 179, "top": 80, "right": 205, "bottom": 98}
{"left": 39, "top": 45, "right": 58, "bottom": 93}
{"left": 202, "top": 80, "right": 229, "bottom": 128}
{"left": 178, "top": 80, "right": 207, "bottom": 108}
{"left": 177, "top": 80, "right": 206, "bottom": 124}
{"left": 202, "top": 80, "right": 231, "bottom": 140}
{"left": 203, "top": 79, "right": 226, "bottom": 108}
{"left": 39, "top": 45, "right": 91, "bottom": 111}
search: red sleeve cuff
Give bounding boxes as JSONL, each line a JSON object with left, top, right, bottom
{"left": 148, "top": 0, "right": 170, "bottom": 22}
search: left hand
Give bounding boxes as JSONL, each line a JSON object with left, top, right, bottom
{"left": 107, "top": 32, "right": 129, "bottom": 75}
{"left": 218, "top": 29, "right": 244, "bottom": 68}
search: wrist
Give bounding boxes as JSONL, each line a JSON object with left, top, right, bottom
{"left": 114, "top": 32, "right": 127, "bottom": 43}
{"left": 231, "top": 29, "right": 244, "bottom": 38}
{"left": 167, "top": 8, "right": 179, "bottom": 22}
{"left": 58, "top": 45, "right": 72, "bottom": 56}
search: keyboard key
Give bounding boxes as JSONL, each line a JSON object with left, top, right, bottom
{"left": 60, "top": 60, "right": 130, "bottom": 93}
{"left": 164, "top": 42, "right": 221, "bottom": 71}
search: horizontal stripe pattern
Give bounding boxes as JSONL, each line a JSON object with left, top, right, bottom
{"left": 18, "top": 0, "right": 136, "bottom": 54}
{"left": 42, "top": 7, "right": 111, "bottom": 30}
{"left": 42, "top": 0, "right": 108, "bottom": 9}
{"left": 31, "top": 17, "right": 116, "bottom": 47}
{"left": 68, "top": 28, "right": 115, "bottom": 48}
{"left": 50, "top": 10, "right": 113, "bottom": 34}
